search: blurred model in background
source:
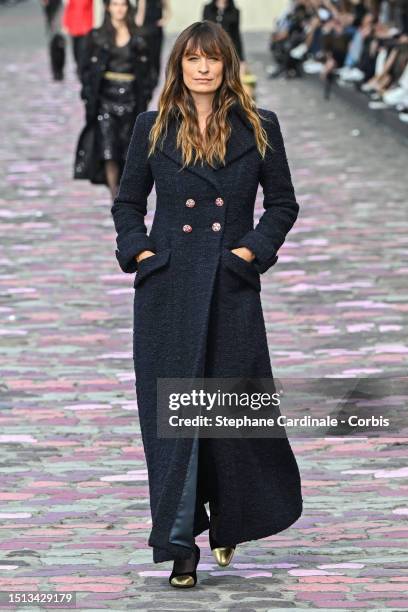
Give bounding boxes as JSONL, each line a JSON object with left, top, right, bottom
{"left": 134, "top": 0, "right": 172, "bottom": 89}
{"left": 74, "top": 0, "right": 154, "bottom": 199}
{"left": 40, "top": 0, "right": 66, "bottom": 80}
{"left": 63, "top": 0, "right": 94, "bottom": 77}
{"left": 202, "top": 0, "right": 245, "bottom": 73}
{"left": 202, "top": 0, "right": 258, "bottom": 98}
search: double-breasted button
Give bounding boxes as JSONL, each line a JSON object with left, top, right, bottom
{"left": 211, "top": 222, "right": 221, "bottom": 232}
{"left": 182, "top": 224, "right": 192, "bottom": 233}
{"left": 215, "top": 197, "right": 224, "bottom": 207}
{"left": 185, "top": 198, "right": 195, "bottom": 208}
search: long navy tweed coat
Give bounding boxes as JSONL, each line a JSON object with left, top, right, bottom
{"left": 110, "top": 102, "right": 303, "bottom": 563}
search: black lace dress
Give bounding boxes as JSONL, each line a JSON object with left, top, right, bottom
{"left": 95, "top": 40, "right": 139, "bottom": 165}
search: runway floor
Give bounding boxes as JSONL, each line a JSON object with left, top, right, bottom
{"left": 0, "top": 1, "right": 407, "bottom": 608}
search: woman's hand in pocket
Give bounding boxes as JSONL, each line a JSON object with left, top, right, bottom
{"left": 136, "top": 250, "right": 156, "bottom": 264}
{"left": 230, "top": 247, "right": 256, "bottom": 263}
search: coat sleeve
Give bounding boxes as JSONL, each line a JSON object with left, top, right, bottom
{"left": 132, "top": 33, "right": 154, "bottom": 107}
{"left": 78, "top": 31, "right": 93, "bottom": 103}
{"left": 110, "top": 112, "right": 156, "bottom": 273}
{"left": 233, "top": 111, "right": 300, "bottom": 274}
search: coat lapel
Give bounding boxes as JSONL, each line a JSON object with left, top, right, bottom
{"left": 157, "top": 103, "right": 258, "bottom": 192}
{"left": 221, "top": 103, "right": 258, "bottom": 167}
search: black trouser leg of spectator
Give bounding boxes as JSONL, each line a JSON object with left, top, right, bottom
{"left": 49, "top": 33, "right": 66, "bottom": 81}
{"left": 324, "top": 71, "right": 335, "bottom": 100}
{"left": 43, "top": 0, "right": 65, "bottom": 80}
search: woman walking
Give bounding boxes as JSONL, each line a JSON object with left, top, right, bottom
{"left": 111, "top": 20, "right": 303, "bottom": 587}
{"left": 74, "top": 0, "right": 154, "bottom": 199}
{"left": 202, "top": 0, "right": 246, "bottom": 72}
{"left": 135, "top": 0, "right": 172, "bottom": 89}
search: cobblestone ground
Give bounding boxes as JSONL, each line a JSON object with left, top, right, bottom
{"left": 1, "top": 2, "right": 407, "bottom": 610}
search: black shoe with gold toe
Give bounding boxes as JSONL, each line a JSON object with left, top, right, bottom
{"left": 209, "top": 530, "right": 236, "bottom": 567}
{"left": 169, "top": 543, "right": 200, "bottom": 588}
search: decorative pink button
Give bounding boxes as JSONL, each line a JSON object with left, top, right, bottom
{"left": 215, "top": 197, "right": 224, "bottom": 206}
{"left": 211, "top": 222, "right": 221, "bottom": 232}
{"left": 182, "top": 224, "right": 192, "bottom": 233}
{"left": 185, "top": 198, "right": 196, "bottom": 208}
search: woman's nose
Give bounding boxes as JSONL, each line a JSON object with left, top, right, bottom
{"left": 198, "top": 59, "right": 209, "bottom": 73}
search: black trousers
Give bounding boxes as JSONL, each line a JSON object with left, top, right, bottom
{"left": 196, "top": 438, "right": 218, "bottom": 513}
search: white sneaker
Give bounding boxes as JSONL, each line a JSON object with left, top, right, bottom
{"left": 368, "top": 100, "right": 388, "bottom": 110}
{"left": 361, "top": 81, "right": 375, "bottom": 92}
{"left": 303, "top": 59, "right": 323, "bottom": 74}
{"left": 397, "top": 65, "right": 408, "bottom": 91}
{"left": 396, "top": 94, "right": 408, "bottom": 111}
{"left": 290, "top": 43, "right": 308, "bottom": 59}
{"left": 337, "top": 66, "right": 353, "bottom": 79}
{"left": 337, "top": 79, "right": 353, "bottom": 88}
{"left": 383, "top": 87, "right": 408, "bottom": 106}
{"left": 266, "top": 64, "right": 279, "bottom": 77}
{"left": 341, "top": 67, "right": 365, "bottom": 82}
{"left": 398, "top": 112, "right": 408, "bottom": 123}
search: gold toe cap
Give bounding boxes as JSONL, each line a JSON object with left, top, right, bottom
{"left": 213, "top": 546, "right": 235, "bottom": 567}
{"left": 170, "top": 575, "right": 195, "bottom": 587}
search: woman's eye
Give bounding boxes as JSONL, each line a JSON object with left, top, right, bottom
{"left": 187, "top": 56, "right": 219, "bottom": 61}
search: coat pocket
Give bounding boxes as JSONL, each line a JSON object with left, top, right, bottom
{"left": 134, "top": 248, "right": 171, "bottom": 288}
{"left": 221, "top": 248, "right": 261, "bottom": 293}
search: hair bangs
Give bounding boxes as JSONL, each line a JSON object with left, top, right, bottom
{"left": 184, "top": 29, "right": 223, "bottom": 59}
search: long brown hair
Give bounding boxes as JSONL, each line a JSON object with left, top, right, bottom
{"left": 101, "top": 0, "right": 138, "bottom": 44}
{"left": 147, "top": 21, "right": 272, "bottom": 168}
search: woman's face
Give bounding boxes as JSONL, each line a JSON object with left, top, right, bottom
{"left": 361, "top": 13, "right": 374, "bottom": 29}
{"left": 181, "top": 45, "right": 224, "bottom": 97}
{"left": 107, "top": 0, "right": 128, "bottom": 22}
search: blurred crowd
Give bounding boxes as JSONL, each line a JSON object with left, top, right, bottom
{"left": 269, "top": 0, "right": 408, "bottom": 121}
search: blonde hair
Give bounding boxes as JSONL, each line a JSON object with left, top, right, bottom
{"left": 147, "top": 20, "right": 272, "bottom": 169}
